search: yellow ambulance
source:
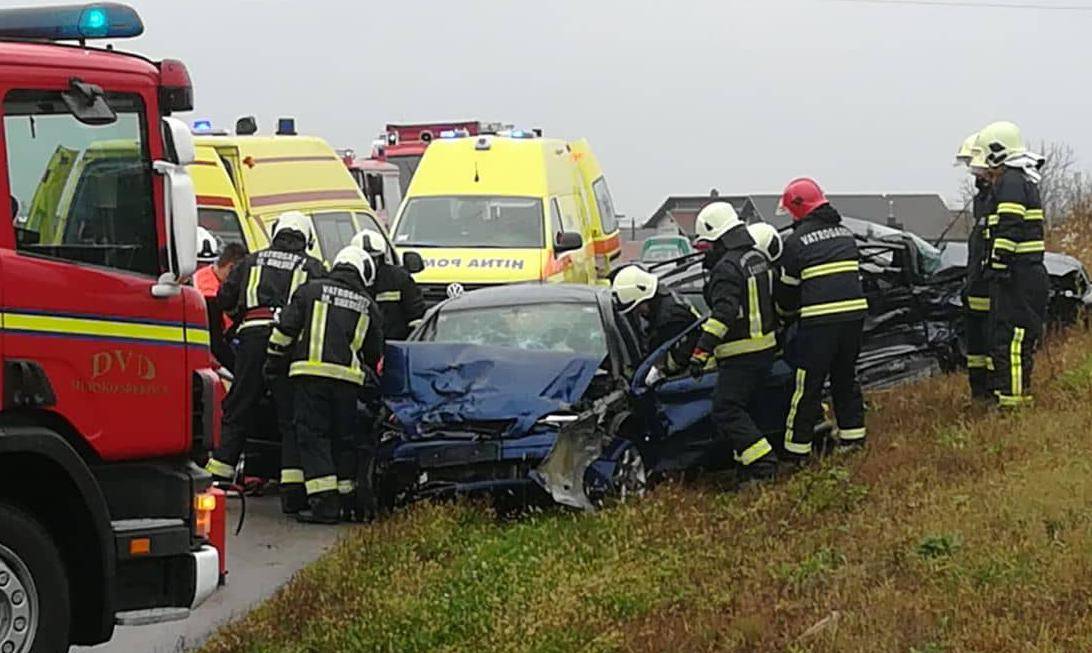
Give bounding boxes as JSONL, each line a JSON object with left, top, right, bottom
{"left": 390, "top": 132, "right": 599, "bottom": 303}
{"left": 191, "top": 134, "right": 395, "bottom": 263}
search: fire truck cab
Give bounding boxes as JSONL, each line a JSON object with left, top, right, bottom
{"left": 0, "top": 5, "right": 220, "bottom": 652}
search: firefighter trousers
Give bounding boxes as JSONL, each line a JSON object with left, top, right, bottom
{"left": 988, "top": 264, "right": 1048, "bottom": 408}
{"left": 784, "top": 320, "right": 865, "bottom": 456}
{"left": 963, "top": 302, "right": 992, "bottom": 400}
{"left": 208, "top": 327, "right": 283, "bottom": 479}
{"left": 292, "top": 376, "right": 360, "bottom": 498}
{"left": 712, "top": 350, "right": 775, "bottom": 466}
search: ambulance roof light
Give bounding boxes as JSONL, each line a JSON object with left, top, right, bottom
{"left": 192, "top": 119, "right": 213, "bottom": 133}
{"left": 0, "top": 3, "right": 144, "bottom": 41}
{"left": 501, "top": 129, "right": 536, "bottom": 139}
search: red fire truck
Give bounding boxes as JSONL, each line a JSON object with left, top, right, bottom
{"left": 0, "top": 5, "right": 222, "bottom": 652}
{"left": 376, "top": 120, "right": 513, "bottom": 193}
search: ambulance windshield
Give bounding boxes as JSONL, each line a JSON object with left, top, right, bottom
{"left": 394, "top": 196, "right": 545, "bottom": 249}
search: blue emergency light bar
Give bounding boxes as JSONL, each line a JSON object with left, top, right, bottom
{"left": 192, "top": 119, "right": 214, "bottom": 133}
{"left": 0, "top": 3, "right": 143, "bottom": 41}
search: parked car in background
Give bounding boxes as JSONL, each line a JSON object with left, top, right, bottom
{"left": 640, "top": 234, "right": 693, "bottom": 263}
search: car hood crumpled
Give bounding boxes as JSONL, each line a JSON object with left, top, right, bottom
{"left": 381, "top": 342, "right": 602, "bottom": 437}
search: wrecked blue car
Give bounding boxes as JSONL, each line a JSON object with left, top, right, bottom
{"left": 375, "top": 284, "right": 799, "bottom": 510}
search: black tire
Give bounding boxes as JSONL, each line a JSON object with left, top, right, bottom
{"left": 0, "top": 502, "right": 70, "bottom": 653}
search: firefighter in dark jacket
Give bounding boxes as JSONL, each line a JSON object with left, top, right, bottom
{"left": 955, "top": 133, "right": 995, "bottom": 400}
{"left": 687, "top": 202, "right": 779, "bottom": 482}
{"left": 266, "top": 245, "right": 385, "bottom": 523}
{"left": 611, "top": 265, "right": 700, "bottom": 384}
{"left": 976, "top": 121, "right": 1049, "bottom": 409}
{"left": 774, "top": 178, "right": 868, "bottom": 459}
{"left": 206, "top": 211, "right": 326, "bottom": 485}
{"left": 351, "top": 228, "right": 425, "bottom": 340}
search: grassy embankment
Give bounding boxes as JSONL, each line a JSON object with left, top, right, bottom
{"left": 202, "top": 216, "right": 1092, "bottom": 653}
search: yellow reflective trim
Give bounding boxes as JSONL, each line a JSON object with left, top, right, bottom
{"left": 1010, "top": 327, "right": 1025, "bottom": 398}
{"left": 185, "top": 327, "right": 210, "bottom": 346}
{"left": 281, "top": 468, "right": 304, "bottom": 485}
{"left": 714, "top": 331, "right": 776, "bottom": 358}
{"left": 780, "top": 271, "right": 801, "bottom": 287}
{"left": 997, "top": 394, "right": 1032, "bottom": 408}
{"left": 289, "top": 361, "right": 365, "bottom": 384}
{"left": 838, "top": 427, "right": 866, "bottom": 441}
{"left": 290, "top": 266, "right": 307, "bottom": 297}
{"left": 987, "top": 215, "right": 999, "bottom": 226}
{"left": 800, "top": 260, "right": 859, "bottom": 280}
{"left": 205, "top": 458, "right": 235, "bottom": 480}
{"left": 1, "top": 312, "right": 188, "bottom": 344}
{"left": 337, "top": 480, "right": 356, "bottom": 495}
{"left": 375, "top": 291, "right": 402, "bottom": 302}
{"left": 305, "top": 475, "right": 338, "bottom": 495}
{"left": 966, "top": 354, "right": 992, "bottom": 369}
{"left": 246, "top": 266, "right": 262, "bottom": 309}
{"left": 736, "top": 438, "right": 773, "bottom": 465}
{"left": 269, "top": 328, "right": 293, "bottom": 347}
{"left": 1025, "top": 209, "right": 1044, "bottom": 221}
{"left": 747, "top": 276, "right": 762, "bottom": 338}
{"left": 997, "top": 202, "right": 1027, "bottom": 216}
{"left": 784, "top": 368, "right": 811, "bottom": 455}
{"left": 1014, "top": 240, "right": 1044, "bottom": 254}
{"left": 967, "top": 296, "right": 991, "bottom": 312}
{"left": 993, "top": 238, "right": 1017, "bottom": 252}
{"left": 349, "top": 312, "right": 369, "bottom": 373}
{"left": 701, "top": 318, "right": 728, "bottom": 338}
{"left": 776, "top": 304, "right": 797, "bottom": 317}
{"left": 799, "top": 298, "right": 869, "bottom": 319}
{"left": 309, "top": 301, "right": 328, "bottom": 363}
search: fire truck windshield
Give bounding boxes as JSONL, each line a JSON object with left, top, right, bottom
{"left": 387, "top": 154, "right": 422, "bottom": 193}
{"left": 4, "top": 90, "right": 157, "bottom": 276}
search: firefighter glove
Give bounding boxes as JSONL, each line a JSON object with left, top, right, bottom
{"left": 688, "top": 350, "right": 710, "bottom": 379}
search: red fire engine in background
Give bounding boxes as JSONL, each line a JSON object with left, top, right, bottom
{"left": 340, "top": 121, "right": 515, "bottom": 225}
{"left": 0, "top": 5, "right": 223, "bottom": 652}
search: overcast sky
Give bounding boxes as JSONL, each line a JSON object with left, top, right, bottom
{"left": 11, "top": 0, "right": 1088, "bottom": 220}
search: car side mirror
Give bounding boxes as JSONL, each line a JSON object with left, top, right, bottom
{"left": 162, "top": 116, "right": 196, "bottom": 166}
{"left": 555, "top": 231, "right": 583, "bottom": 253}
{"left": 401, "top": 250, "right": 424, "bottom": 274}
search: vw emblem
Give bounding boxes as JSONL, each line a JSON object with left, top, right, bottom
{"left": 446, "top": 283, "right": 465, "bottom": 299}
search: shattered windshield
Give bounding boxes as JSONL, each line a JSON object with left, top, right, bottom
{"left": 429, "top": 302, "right": 608, "bottom": 358}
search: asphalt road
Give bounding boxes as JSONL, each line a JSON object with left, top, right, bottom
{"left": 75, "top": 495, "right": 346, "bottom": 653}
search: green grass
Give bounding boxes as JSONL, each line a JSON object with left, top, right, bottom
{"left": 201, "top": 326, "right": 1092, "bottom": 653}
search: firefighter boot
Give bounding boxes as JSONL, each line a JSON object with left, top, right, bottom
{"left": 280, "top": 484, "right": 307, "bottom": 515}
{"left": 738, "top": 454, "right": 779, "bottom": 490}
{"left": 296, "top": 492, "right": 341, "bottom": 524}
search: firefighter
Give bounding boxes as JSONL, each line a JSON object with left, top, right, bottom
{"left": 266, "top": 245, "right": 384, "bottom": 523}
{"left": 975, "top": 121, "right": 1049, "bottom": 409}
{"left": 687, "top": 202, "right": 779, "bottom": 482}
{"left": 351, "top": 228, "right": 425, "bottom": 340}
{"left": 955, "top": 133, "right": 994, "bottom": 401}
{"left": 194, "top": 233, "right": 246, "bottom": 371}
{"left": 747, "top": 222, "right": 784, "bottom": 263}
{"left": 205, "top": 211, "right": 326, "bottom": 505}
{"left": 775, "top": 178, "right": 868, "bottom": 459}
{"left": 611, "top": 265, "right": 700, "bottom": 384}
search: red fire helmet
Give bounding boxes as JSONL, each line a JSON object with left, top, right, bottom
{"left": 777, "top": 177, "right": 828, "bottom": 221}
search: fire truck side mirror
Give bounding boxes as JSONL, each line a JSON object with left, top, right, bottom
{"left": 152, "top": 119, "right": 198, "bottom": 298}
{"left": 163, "top": 116, "right": 196, "bottom": 166}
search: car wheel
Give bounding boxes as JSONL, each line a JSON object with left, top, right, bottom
{"left": 608, "top": 445, "right": 648, "bottom": 504}
{"left": 0, "top": 502, "right": 70, "bottom": 653}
